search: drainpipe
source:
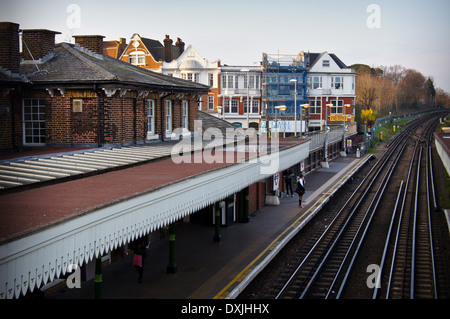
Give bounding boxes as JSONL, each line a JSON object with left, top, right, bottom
{"left": 133, "top": 97, "right": 137, "bottom": 144}
{"left": 11, "top": 87, "right": 17, "bottom": 150}
{"left": 95, "top": 84, "right": 102, "bottom": 147}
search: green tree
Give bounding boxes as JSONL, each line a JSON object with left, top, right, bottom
{"left": 425, "top": 78, "right": 436, "bottom": 107}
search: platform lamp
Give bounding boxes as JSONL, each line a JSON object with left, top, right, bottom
{"left": 275, "top": 105, "right": 286, "bottom": 138}
{"left": 343, "top": 104, "right": 351, "bottom": 154}
{"left": 344, "top": 104, "right": 351, "bottom": 126}
{"left": 241, "top": 68, "right": 250, "bottom": 129}
{"left": 300, "top": 104, "right": 309, "bottom": 137}
{"left": 290, "top": 79, "right": 297, "bottom": 137}
{"left": 323, "top": 103, "right": 333, "bottom": 167}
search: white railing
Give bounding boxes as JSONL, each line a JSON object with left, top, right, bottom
{"left": 306, "top": 122, "right": 356, "bottom": 150}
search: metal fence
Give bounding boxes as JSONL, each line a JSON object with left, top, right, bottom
{"left": 305, "top": 122, "right": 357, "bottom": 150}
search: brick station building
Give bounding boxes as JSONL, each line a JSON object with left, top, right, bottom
{"left": 0, "top": 22, "right": 209, "bottom": 153}
{"left": 0, "top": 22, "right": 311, "bottom": 299}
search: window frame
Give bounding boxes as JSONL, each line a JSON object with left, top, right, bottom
{"left": 331, "top": 100, "right": 344, "bottom": 114}
{"left": 165, "top": 100, "right": 172, "bottom": 134}
{"left": 147, "top": 99, "right": 155, "bottom": 135}
{"left": 23, "top": 98, "right": 46, "bottom": 145}
{"left": 332, "top": 76, "right": 344, "bottom": 90}
{"left": 309, "top": 100, "right": 322, "bottom": 114}
{"left": 182, "top": 100, "right": 189, "bottom": 130}
{"left": 129, "top": 51, "right": 145, "bottom": 66}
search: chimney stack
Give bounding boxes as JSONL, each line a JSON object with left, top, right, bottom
{"left": 118, "top": 37, "right": 127, "bottom": 57}
{"left": 163, "top": 34, "right": 173, "bottom": 62}
{"left": 0, "top": 22, "right": 20, "bottom": 73}
{"left": 21, "top": 29, "right": 61, "bottom": 61}
{"left": 73, "top": 35, "right": 105, "bottom": 55}
{"left": 176, "top": 37, "right": 185, "bottom": 54}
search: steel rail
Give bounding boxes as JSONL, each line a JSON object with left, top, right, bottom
{"left": 385, "top": 141, "right": 419, "bottom": 298}
{"left": 298, "top": 134, "right": 407, "bottom": 299}
{"left": 273, "top": 114, "right": 443, "bottom": 300}
{"left": 333, "top": 141, "right": 407, "bottom": 299}
{"left": 372, "top": 180, "right": 404, "bottom": 299}
{"left": 411, "top": 146, "right": 423, "bottom": 298}
{"left": 426, "top": 145, "right": 438, "bottom": 299}
{"left": 274, "top": 131, "right": 403, "bottom": 299}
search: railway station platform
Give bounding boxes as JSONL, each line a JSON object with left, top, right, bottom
{"left": 46, "top": 153, "right": 373, "bottom": 300}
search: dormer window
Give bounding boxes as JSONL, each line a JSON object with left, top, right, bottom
{"left": 129, "top": 51, "right": 145, "bottom": 65}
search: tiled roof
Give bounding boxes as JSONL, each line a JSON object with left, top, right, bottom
{"left": 0, "top": 67, "right": 23, "bottom": 84}
{"left": 306, "top": 52, "right": 349, "bottom": 70}
{"left": 140, "top": 37, "right": 183, "bottom": 62}
{"left": 19, "top": 43, "right": 209, "bottom": 92}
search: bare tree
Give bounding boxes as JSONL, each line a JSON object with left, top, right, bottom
{"left": 379, "top": 64, "right": 407, "bottom": 85}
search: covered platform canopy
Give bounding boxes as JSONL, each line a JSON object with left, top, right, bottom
{"left": 0, "top": 137, "right": 310, "bottom": 299}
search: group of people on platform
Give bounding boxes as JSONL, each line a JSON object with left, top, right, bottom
{"left": 282, "top": 168, "right": 306, "bottom": 208}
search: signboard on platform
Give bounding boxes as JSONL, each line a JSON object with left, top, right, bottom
{"left": 261, "top": 121, "right": 307, "bottom": 133}
{"left": 347, "top": 139, "right": 352, "bottom": 149}
{"left": 330, "top": 114, "right": 354, "bottom": 122}
{"left": 273, "top": 173, "right": 279, "bottom": 190}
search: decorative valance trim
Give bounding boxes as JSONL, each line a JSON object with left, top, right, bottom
{"left": 0, "top": 141, "right": 309, "bottom": 298}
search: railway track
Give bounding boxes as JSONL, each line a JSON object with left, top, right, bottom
{"left": 267, "top": 112, "right": 449, "bottom": 299}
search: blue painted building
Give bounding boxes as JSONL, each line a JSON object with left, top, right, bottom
{"left": 261, "top": 52, "right": 309, "bottom": 121}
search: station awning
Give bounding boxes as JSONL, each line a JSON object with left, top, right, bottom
{"left": 0, "top": 138, "right": 309, "bottom": 299}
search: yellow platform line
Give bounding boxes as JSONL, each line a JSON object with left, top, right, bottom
{"left": 213, "top": 155, "right": 371, "bottom": 299}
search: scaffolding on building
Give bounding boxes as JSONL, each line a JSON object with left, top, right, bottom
{"left": 261, "top": 52, "right": 309, "bottom": 119}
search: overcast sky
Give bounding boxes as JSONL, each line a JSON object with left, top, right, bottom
{"left": 1, "top": 0, "right": 449, "bottom": 92}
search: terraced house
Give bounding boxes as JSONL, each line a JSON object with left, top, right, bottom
{"left": 0, "top": 22, "right": 209, "bottom": 153}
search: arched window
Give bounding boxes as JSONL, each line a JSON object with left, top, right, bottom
{"left": 129, "top": 51, "right": 145, "bottom": 66}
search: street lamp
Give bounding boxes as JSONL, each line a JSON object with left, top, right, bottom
{"left": 317, "top": 87, "right": 323, "bottom": 130}
{"left": 343, "top": 104, "right": 351, "bottom": 154}
{"left": 326, "top": 103, "right": 333, "bottom": 132}
{"left": 275, "top": 105, "right": 286, "bottom": 137}
{"left": 290, "top": 79, "right": 297, "bottom": 137}
{"left": 241, "top": 68, "right": 250, "bottom": 129}
{"left": 300, "top": 104, "right": 309, "bottom": 137}
{"left": 344, "top": 104, "right": 351, "bottom": 126}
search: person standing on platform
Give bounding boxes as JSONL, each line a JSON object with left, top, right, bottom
{"left": 283, "top": 168, "right": 295, "bottom": 197}
{"left": 296, "top": 174, "right": 306, "bottom": 208}
{"left": 132, "top": 237, "right": 147, "bottom": 283}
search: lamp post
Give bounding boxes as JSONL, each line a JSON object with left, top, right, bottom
{"left": 241, "top": 68, "right": 250, "bottom": 129}
{"left": 290, "top": 79, "right": 297, "bottom": 137}
{"left": 275, "top": 105, "right": 286, "bottom": 138}
{"left": 322, "top": 103, "right": 333, "bottom": 168}
{"left": 300, "top": 104, "right": 309, "bottom": 137}
{"left": 317, "top": 87, "right": 323, "bottom": 130}
{"left": 343, "top": 104, "right": 351, "bottom": 154}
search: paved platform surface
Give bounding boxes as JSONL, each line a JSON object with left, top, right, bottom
{"left": 46, "top": 154, "right": 372, "bottom": 300}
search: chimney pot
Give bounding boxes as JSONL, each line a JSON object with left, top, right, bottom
{"left": 175, "top": 37, "right": 185, "bottom": 54}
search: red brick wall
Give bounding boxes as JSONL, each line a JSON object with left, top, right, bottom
{"left": 46, "top": 94, "right": 71, "bottom": 144}
{"left": 71, "top": 97, "right": 98, "bottom": 144}
{"left": 21, "top": 30, "right": 59, "bottom": 61}
{"left": 74, "top": 35, "right": 104, "bottom": 55}
{"left": 0, "top": 95, "right": 14, "bottom": 150}
{"left": 249, "top": 181, "right": 266, "bottom": 214}
{"left": 0, "top": 89, "right": 202, "bottom": 151}
{"left": 0, "top": 22, "right": 20, "bottom": 73}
